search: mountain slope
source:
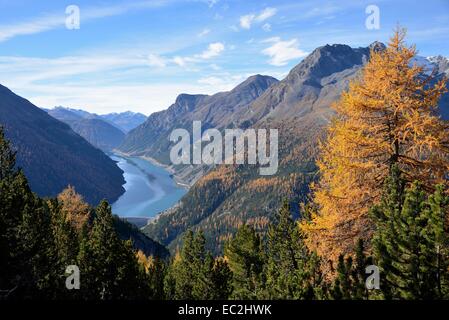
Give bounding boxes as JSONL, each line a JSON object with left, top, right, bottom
{"left": 47, "top": 107, "right": 125, "bottom": 152}
{"left": 113, "top": 216, "right": 169, "bottom": 259}
{"left": 142, "top": 43, "right": 449, "bottom": 255}
{"left": 118, "top": 74, "right": 279, "bottom": 184}
{"left": 101, "top": 111, "right": 147, "bottom": 133}
{"left": 0, "top": 84, "right": 125, "bottom": 205}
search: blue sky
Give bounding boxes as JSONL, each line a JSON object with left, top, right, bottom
{"left": 0, "top": 0, "right": 448, "bottom": 115}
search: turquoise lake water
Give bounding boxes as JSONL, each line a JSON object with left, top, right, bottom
{"left": 110, "top": 154, "right": 186, "bottom": 218}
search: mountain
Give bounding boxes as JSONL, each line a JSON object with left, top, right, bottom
{"left": 101, "top": 111, "right": 147, "bottom": 133}
{"left": 141, "top": 43, "right": 449, "bottom": 254}
{"left": 0, "top": 84, "right": 125, "bottom": 205}
{"left": 113, "top": 216, "right": 169, "bottom": 259}
{"left": 47, "top": 107, "right": 126, "bottom": 152}
{"left": 118, "top": 74, "right": 279, "bottom": 185}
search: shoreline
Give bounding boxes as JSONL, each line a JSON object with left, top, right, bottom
{"left": 112, "top": 149, "right": 191, "bottom": 189}
{"left": 111, "top": 150, "right": 188, "bottom": 227}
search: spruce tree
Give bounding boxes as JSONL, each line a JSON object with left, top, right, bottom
{"left": 0, "top": 128, "right": 55, "bottom": 298}
{"left": 171, "top": 230, "right": 220, "bottom": 299}
{"left": 265, "top": 200, "right": 323, "bottom": 299}
{"left": 225, "top": 224, "right": 265, "bottom": 299}
{"left": 77, "top": 201, "right": 142, "bottom": 299}
{"left": 211, "top": 257, "right": 233, "bottom": 299}
{"left": 0, "top": 128, "right": 24, "bottom": 295}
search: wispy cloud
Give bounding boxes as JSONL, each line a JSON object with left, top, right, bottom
{"left": 197, "top": 42, "right": 224, "bottom": 59}
{"left": 172, "top": 42, "right": 225, "bottom": 66}
{"left": 262, "top": 23, "right": 272, "bottom": 32}
{"left": 0, "top": 0, "right": 169, "bottom": 42}
{"left": 197, "top": 28, "right": 211, "bottom": 37}
{"left": 147, "top": 54, "right": 167, "bottom": 68}
{"left": 261, "top": 37, "right": 308, "bottom": 66}
{"left": 239, "top": 7, "right": 277, "bottom": 30}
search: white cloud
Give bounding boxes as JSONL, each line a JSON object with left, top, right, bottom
{"left": 256, "top": 7, "right": 277, "bottom": 22}
{"left": 240, "top": 14, "right": 255, "bottom": 29}
{"left": 147, "top": 54, "right": 166, "bottom": 67}
{"left": 239, "top": 7, "right": 277, "bottom": 30}
{"left": 197, "top": 73, "right": 248, "bottom": 91}
{"left": 0, "top": 14, "right": 64, "bottom": 42}
{"left": 197, "top": 42, "right": 225, "bottom": 59}
{"left": 0, "top": 52, "right": 230, "bottom": 115}
{"left": 262, "top": 23, "right": 271, "bottom": 32}
{"left": 197, "top": 28, "right": 211, "bottom": 37}
{"left": 0, "top": 0, "right": 168, "bottom": 42}
{"left": 206, "top": 0, "right": 219, "bottom": 8}
{"left": 27, "top": 83, "right": 213, "bottom": 115}
{"left": 262, "top": 37, "right": 308, "bottom": 66}
{"left": 173, "top": 56, "right": 187, "bottom": 67}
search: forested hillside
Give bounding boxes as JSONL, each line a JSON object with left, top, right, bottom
{"left": 142, "top": 36, "right": 449, "bottom": 256}
{"left": 0, "top": 85, "right": 125, "bottom": 205}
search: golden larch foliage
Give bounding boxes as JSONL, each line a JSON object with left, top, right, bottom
{"left": 301, "top": 29, "right": 449, "bottom": 264}
{"left": 57, "top": 185, "right": 90, "bottom": 231}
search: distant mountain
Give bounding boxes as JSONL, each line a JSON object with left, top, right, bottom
{"left": 53, "top": 107, "right": 147, "bottom": 133}
{"left": 0, "top": 84, "right": 125, "bottom": 205}
{"left": 101, "top": 111, "right": 147, "bottom": 133}
{"left": 141, "top": 43, "right": 449, "bottom": 254}
{"left": 118, "top": 74, "right": 279, "bottom": 185}
{"left": 47, "top": 107, "right": 125, "bottom": 152}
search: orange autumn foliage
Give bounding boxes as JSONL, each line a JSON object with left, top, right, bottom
{"left": 57, "top": 185, "right": 90, "bottom": 231}
{"left": 301, "top": 29, "right": 449, "bottom": 264}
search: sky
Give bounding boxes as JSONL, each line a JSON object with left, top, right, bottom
{"left": 0, "top": 0, "right": 448, "bottom": 115}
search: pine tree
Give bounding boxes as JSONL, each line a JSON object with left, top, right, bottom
{"left": 371, "top": 168, "right": 449, "bottom": 299}
{"left": 302, "top": 29, "right": 449, "bottom": 263}
{"left": 17, "top": 193, "right": 56, "bottom": 298}
{"left": 170, "top": 230, "right": 221, "bottom": 299}
{"left": 225, "top": 224, "right": 265, "bottom": 299}
{"left": 265, "top": 200, "right": 323, "bottom": 299}
{"left": 0, "top": 127, "right": 24, "bottom": 295}
{"left": 330, "top": 239, "right": 373, "bottom": 300}
{"left": 43, "top": 198, "right": 81, "bottom": 299}
{"left": 0, "top": 128, "right": 55, "bottom": 298}
{"left": 147, "top": 256, "right": 167, "bottom": 300}
{"left": 77, "top": 201, "right": 143, "bottom": 299}
{"left": 211, "top": 257, "right": 233, "bottom": 299}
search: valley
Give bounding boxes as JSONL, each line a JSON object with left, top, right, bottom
{"left": 110, "top": 153, "right": 187, "bottom": 221}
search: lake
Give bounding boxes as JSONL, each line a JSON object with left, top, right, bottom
{"left": 110, "top": 153, "right": 187, "bottom": 219}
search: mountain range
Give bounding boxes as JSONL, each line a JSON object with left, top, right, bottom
{"left": 0, "top": 85, "right": 126, "bottom": 205}
{"left": 119, "top": 74, "right": 279, "bottom": 185}
{"left": 118, "top": 42, "right": 449, "bottom": 254}
{"left": 45, "top": 107, "right": 147, "bottom": 152}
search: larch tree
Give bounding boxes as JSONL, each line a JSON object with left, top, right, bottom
{"left": 301, "top": 29, "right": 449, "bottom": 264}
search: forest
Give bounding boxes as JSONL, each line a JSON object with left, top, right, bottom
{"left": 1, "top": 29, "right": 449, "bottom": 300}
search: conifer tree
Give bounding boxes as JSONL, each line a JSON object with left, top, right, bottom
{"left": 0, "top": 128, "right": 55, "bottom": 298}
{"left": 170, "top": 230, "right": 221, "bottom": 299}
{"left": 17, "top": 193, "right": 55, "bottom": 298}
{"left": 0, "top": 128, "right": 24, "bottom": 295}
{"left": 331, "top": 239, "right": 373, "bottom": 300}
{"left": 371, "top": 168, "right": 449, "bottom": 299}
{"left": 147, "top": 256, "right": 167, "bottom": 300}
{"left": 302, "top": 29, "right": 449, "bottom": 263}
{"left": 77, "top": 201, "right": 142, "bottom": 299}
{"left": 265, "top": 200, "right": 323, "bottom": 299}
{"left": 50, "top": 200, "right": 81, "bottom": 298}
{"left": 211, "top": 257, "right": 233, "bottom": 299}
{"left": 225, "top": 224, "right": 265, "bottom": 299}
